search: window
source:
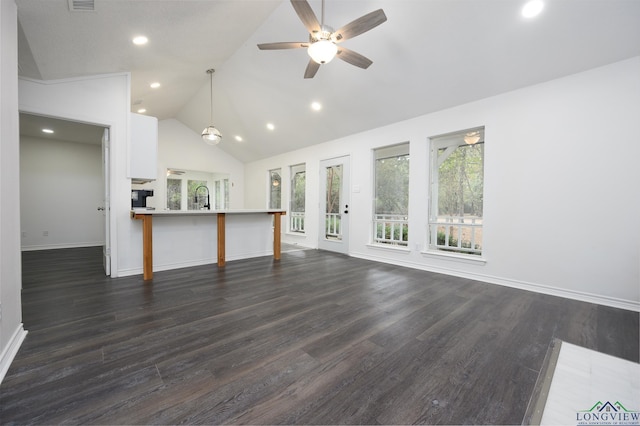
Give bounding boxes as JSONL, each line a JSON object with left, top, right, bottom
{"left": 223, "top": 179, "right": 229, "bottom": 208}
{"left": 429, "top": 127, "right": 484, "bottom": 255}
{"left": 289, "top": 164, "right": 306, "bottom": 233}
{"left": 188, "top": 180, "right": 209, "bottom": 210}
{"left": 269, "top": 168, "right": 281, "bottom": 209}
{"left": 213, "top": 178, "right": 229, "bottom": 210}
{"left": 166, "top": 179, "right": 182, "bottom": 210}
{"left": 373, "top": 143, "right": 410, "bottom": 247}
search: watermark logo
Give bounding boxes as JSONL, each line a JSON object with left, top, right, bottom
{"left": 576, "top": 401, "right": 639, "bottom": 425}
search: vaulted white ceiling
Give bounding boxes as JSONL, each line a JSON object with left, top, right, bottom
{"left": 16, "top": 0, "right": 640, "bottom": 162}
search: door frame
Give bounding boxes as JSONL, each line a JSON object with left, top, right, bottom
{"left": 18, "top": 109, "right": 114, "bottom": 276}
{"left": 101, "top": 128, "right": 111, "bottom": 275}
{"left": 318, "top": 155, "right": 350, "bottom": 254}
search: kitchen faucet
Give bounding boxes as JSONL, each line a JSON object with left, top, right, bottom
{"left": 194, "top": 185, "right": 211, "bottom": 210}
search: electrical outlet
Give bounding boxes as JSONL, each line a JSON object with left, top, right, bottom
{"left": 43, "top": 231, "right": 49, "bottom": 237}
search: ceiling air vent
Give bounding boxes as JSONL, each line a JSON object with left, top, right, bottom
{"left": 68, "top": 0, "right": 95, "bottom": 12}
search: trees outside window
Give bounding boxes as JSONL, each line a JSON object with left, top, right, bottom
{"left": 373, "top": 143, "right": 410, "bottom": 246}
{"left": 166, "top": 179, "right": 181, "bottom": 210}
{"left": 429, "top": 128, "right": 484, "bottom": 255}
{"left": 269, "top": 168, "right": 281, "bottom": 209}
{"left": 289, "top": 164, "right": 306, "bottom": 233}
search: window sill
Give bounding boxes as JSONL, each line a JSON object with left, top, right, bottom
{"left": 366, "top": 243, "right": 411, "bottom": 253}
{"left": 285, "top": 232, "right": 306, "bottom": 237}
{"left": 420, "top": 249, "right": 487, "bottom": 265}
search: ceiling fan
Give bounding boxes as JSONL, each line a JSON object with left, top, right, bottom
{"left": 258, "top": 0, "right": 387, "bottom": 79}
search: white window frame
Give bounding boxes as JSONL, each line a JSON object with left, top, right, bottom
{"left": 289, "top": 163, "right": 306, "bottom": 233}
{"left": 372, "top": 143, "right": 410, "bottom": 248}
{"left": 428, "top": 127, "right": 485, "bottom": 257}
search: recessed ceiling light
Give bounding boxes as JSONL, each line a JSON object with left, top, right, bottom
{"left": 311, "top": 101, "right": 322, "bottom": 111}
{"left": 234, "top": 135, "right": 243, "bottom": 142}
{"left": 150, "top": 82, "right": 161, "bottom": 89}
{"left": 522, "top": 0, "right": 544, "bottom": 18}
{"left": 266, "top": 123, "right": 275, "bottom": 131}
{"left": 132, "top": 35, "right": 148, "bottom": 45}
{"left": 137, "top": 108, "right": 147, "bottom": 113}
{"left": 42, "top": 128, "right": 54, "bottom": 134}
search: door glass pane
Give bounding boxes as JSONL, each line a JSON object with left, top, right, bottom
{"left": 325, "top": 164, "right": 342, "bottom": 240}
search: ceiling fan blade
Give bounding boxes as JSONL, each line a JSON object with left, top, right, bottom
{"left": 333, "top": 9, "right": 387, "bottom": 42}
{"left": 291, "top": 0, "right": 321, "bottom": 35}
{"left": 336, "top": 47, "right": 373, "bottom": 69}
{"left": 258, "top": 42, "right": 309, "bottom": 50}
{"left": 304, "top": 59, "right": 320, "bottom": 79}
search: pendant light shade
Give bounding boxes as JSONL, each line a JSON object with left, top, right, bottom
{"left": 202, "top": 126, "right": 222, "bottom": 145}
{"left": 202, "top": 69, "right": 222, "bottom": 145}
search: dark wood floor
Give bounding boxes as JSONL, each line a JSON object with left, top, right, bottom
{"left": 1, "top": 247, "right": 638, "bottom": 425}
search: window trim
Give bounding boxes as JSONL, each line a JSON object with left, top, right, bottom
{"left": 372, "top": 142, "right": 410, "bottom": 248}
{"left": 428, "top": 127, "right": 485, "bottom": 257}
{"left": 289, "top": 163, "right": 306, "bottom": 234}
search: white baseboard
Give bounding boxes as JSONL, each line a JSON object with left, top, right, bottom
{"left": 350, "top": 252, "right": 640, "bottom": 313}
{"left": 0, "top": 324, "right": 27, "bottom": 385}
{"left": 117, "top": 250, "right": 273, "bottom": 278}
{"left": 21, "top": 242, "right": 103, "bottom": 251}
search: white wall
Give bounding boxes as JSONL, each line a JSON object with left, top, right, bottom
{"left": 19, "top": 73, "right": 130, "bottom": 278}
{"left": 17, "top": 80, "right": 248, "bottom": 278}
{"left": 0, "top": 0, "right": 26, "bottom": 383}
{"left": 124, "top": 118, "right": 249, "bottom": 275}
{"left": 20, "top": 136, "right": 103, "bottom": 250}
{"left": 244, "top": 57, "right": 640, "bottom": 311}
{"left": 133, "top": 118, "right": 244, "bottom": 211}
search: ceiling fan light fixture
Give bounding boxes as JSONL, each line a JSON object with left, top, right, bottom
{"left": 308, "top": 39, "right": 338, "bottom": 64}
{"left": 202, "top": 126, "right": 222, "bottom": 145}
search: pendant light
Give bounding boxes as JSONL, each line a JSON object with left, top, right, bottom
{"left": 202, "top": 68, "right": 222, "bottom": 145}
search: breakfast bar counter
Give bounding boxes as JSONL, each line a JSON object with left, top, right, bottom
{"left": 131, "top": 209, "right": 286, "bottom": 280}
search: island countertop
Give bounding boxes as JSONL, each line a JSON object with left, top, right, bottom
{"left": 131, "top": 209, "right": 286, "bottom": 280}
{"left": 131, "top": 208, "right": 286, "bottom": 217}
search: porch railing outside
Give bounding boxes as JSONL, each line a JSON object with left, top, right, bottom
{"left": 325, "top": 213, "right": 341, "bottom": 239}
{"left": 374, "top": 214, "right": 409, "bottom": 246}
{"left": 290, "top": 211, "right": 305, "bottom": 233}
{"left": 431, "top": 216, "right": 482, "bottom": 255}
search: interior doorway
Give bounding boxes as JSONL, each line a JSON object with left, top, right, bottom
{"left": 318, "top": 155, "right": 350, "bottom": 254}
{"left": 18, "top": 112, "right": 111, "bottom": 275}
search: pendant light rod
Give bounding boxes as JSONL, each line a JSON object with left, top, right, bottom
{"left": 207, "top": 68, "right": 215, "bottom": 123}
{"left": 202, "top": 68, "right": 222, "bottom": 145}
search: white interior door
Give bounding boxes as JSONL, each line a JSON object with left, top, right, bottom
{"left": 101, "top": 128, "right": 111, "bottom": 275}
{"left": 318, "top": 156, "right": 350, "bottom": 254}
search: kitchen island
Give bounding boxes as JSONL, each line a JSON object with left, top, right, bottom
{"left": 131, "top": 209, "right": 286, "bottom": 280}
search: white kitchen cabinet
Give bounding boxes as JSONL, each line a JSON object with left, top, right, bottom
{"left": 128, "top": 112, "right": 158, "bottom": 181}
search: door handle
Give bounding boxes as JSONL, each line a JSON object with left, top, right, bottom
{"left": 97, "top": 207, "right": 105, "bottom": 211}
{"left": 344, "top": 204, "right": 349, "bottom": 214}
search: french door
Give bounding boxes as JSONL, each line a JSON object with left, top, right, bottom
{"left": 318, "top": 156, "right": 350, "bottom": 254}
